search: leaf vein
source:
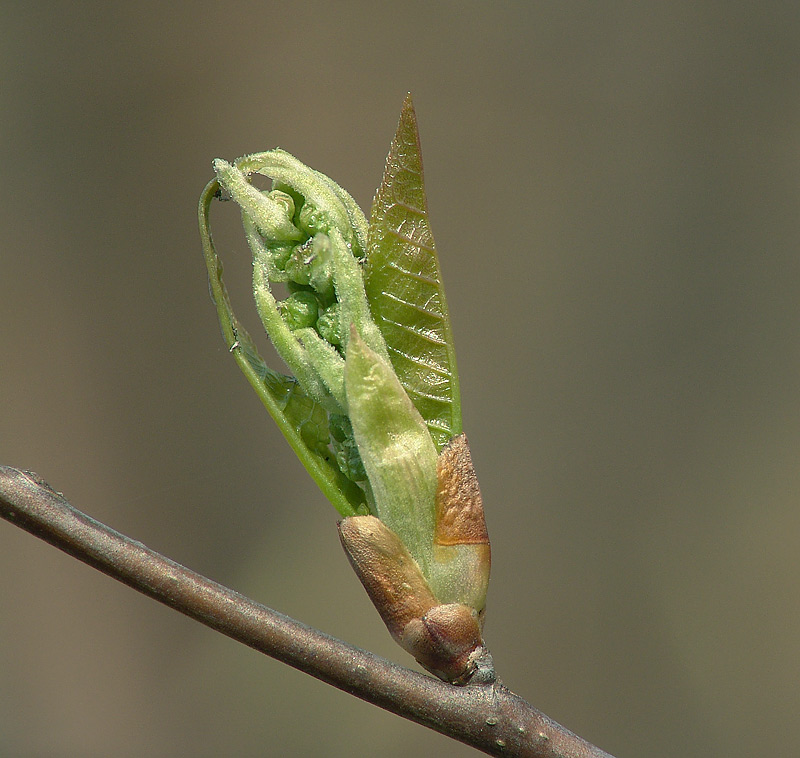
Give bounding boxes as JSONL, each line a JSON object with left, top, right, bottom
{"left": 389, "top": 200, "right": 425, "bottom": 217}
{"left": 403, "top": 384, "right": 452, "bottom": 404}
{"left": 381, "top": 291, "right": 444, "bottom": 319}
{"left": 387, "top": 260, "right": 437, "bottom": 285}
{"left": 386, "top": 345, "right": 451, "bottom": 376}
{"left": 378, "top": 316, "right": 447, "bottom": 345}
{"left": 386, "top": 230, "right": 436, "bottom": 255}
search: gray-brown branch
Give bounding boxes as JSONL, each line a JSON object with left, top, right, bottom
{"left": 0, "top": 465, "right": 615, "bottom": 758}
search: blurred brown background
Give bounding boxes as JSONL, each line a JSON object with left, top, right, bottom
{"left": 2, "top": 2, "right": 799, "bottom": 756}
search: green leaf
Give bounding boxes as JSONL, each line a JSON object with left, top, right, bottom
{"left": 199, "top": 179, "right": 366, "bottom": 517}
{"left": 364, "top": 94, "right": 462, "bottom": 451}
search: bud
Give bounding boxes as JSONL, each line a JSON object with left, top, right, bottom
{"left": 339, "top": 516, "right": 493, "bottom": 684}
{"left": 200, "top": 94, "right": 493, "bottom": 684}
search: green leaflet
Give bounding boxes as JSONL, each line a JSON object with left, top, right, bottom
{"left": 198, "top": 180, "right": 366, "bottom": 517}
{"left": 365, "top": 94, "right": 462, "bottom": 451}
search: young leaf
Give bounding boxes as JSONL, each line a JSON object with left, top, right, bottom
{"left": 365, "top": 94, "right": 462, "bottom": 451}
{"left": 198, "top": 179, "right": 366, "bottom": 517}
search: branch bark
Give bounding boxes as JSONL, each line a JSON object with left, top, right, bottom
{"left": 0, "top": 465, "right": 615, "bottom": 758}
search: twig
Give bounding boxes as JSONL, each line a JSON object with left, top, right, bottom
{"left": 0, "top": 465, "right": 615, "bottom": 758}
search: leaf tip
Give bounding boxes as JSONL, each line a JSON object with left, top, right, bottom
{"left": 399, "top": 92, "right": 419, "bottom": 140}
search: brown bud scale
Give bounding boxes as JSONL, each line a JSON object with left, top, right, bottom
{"left": 435, "top": 434, "right": 489, "bottom": 546}
{"left": 338, "top": 516, "right": 437, "bottom": 639}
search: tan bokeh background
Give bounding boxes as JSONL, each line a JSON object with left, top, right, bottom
{"left": 2, "top": 3, "right": 799, "bottom": 756}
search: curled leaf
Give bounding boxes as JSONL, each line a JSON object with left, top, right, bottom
{"left": 198, "top": 178, "right": 366, "bottom": 517}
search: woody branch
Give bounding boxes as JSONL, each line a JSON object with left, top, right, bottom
{"left": 0, "top": 465, "right": 614, "bottom": 758}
